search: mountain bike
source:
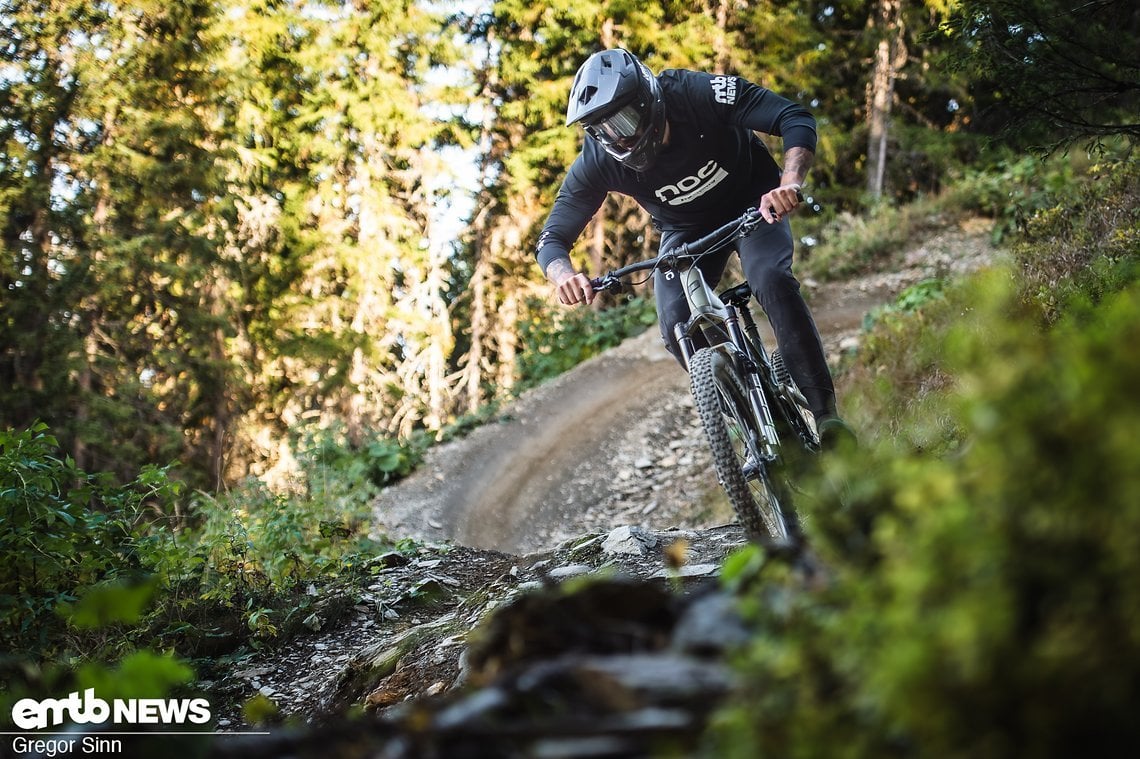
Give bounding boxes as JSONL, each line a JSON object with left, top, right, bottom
{"left": 590, "top": 207, "right": 820, "bottom": 549}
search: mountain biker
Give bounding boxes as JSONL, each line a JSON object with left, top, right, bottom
{"left": 536, "top": 48, "right": 854, "bottom": 446}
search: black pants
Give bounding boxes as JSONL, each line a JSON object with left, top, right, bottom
{"left": 653, "top": 217, "right": 837, "bottom": 420}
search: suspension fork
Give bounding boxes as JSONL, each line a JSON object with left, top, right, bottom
{"left": 723, "top": 306, "right": 780, "bottom": 459}
{"left": 672, "top": 291, "right": 751, "bottom": 370}
{"left": 674, "top": 325, "right": 695, "bottom": 370}
{"left": 676, "top": 307, "right": 781, "bottom": 461}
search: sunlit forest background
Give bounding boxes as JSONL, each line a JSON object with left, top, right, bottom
{"left": 3, "top": 1, "right": 1139, "bottom": 737}
{"left": 5, "top": 0, "right": 1132, "bottom": 492}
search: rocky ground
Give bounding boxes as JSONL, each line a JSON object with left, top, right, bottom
{"left": 206, "top": 524, "right": 756, "bottom": 757}
{"left": 202, "top": 218, "right": 997, "bottom": 757}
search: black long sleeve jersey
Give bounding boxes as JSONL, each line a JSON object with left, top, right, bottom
{"left": 536, "top": 69, "right": 818, "bottom": 276}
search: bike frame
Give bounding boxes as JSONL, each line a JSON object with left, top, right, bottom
{"left": 671, "top": 267, "right": 782, "bottom": 463}
{"left": 592, "top": 203, "right": 816, "bottom": 451}
{"left": 589, "top": 205, "right": 819, "bottom": 457}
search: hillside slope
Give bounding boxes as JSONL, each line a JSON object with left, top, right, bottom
{"left": 203, "top": 217, "right": 998, "bottom": 746}
{"left": 373, "top": 218, "right": 996, "bottom": 554}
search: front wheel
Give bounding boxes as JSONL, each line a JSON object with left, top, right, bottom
{"left": 688, "top": 346, "right": 797, "bottom": 544}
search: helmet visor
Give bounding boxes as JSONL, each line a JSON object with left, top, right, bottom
{"left": 585, "top": 103, "right": 648, "bottom": 155}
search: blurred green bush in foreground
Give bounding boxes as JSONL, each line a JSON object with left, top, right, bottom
{"left": 711, "top": 160, "right": 1140, "bottom": 758}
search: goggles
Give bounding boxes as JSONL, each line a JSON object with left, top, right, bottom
{"left": 584, "top": 103, "right": 648, "bottom": 154}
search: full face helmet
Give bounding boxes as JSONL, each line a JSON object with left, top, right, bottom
{"left": 566, "top": 48, "right": 666, "bottom": 172}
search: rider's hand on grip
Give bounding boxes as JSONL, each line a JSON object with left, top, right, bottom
{"left": 758, "top": 184, "right": 805, "bottom": 224}
{"left": 555, "top": 271, "right": 595, "bottom": 306}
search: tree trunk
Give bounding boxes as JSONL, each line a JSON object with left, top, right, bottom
{"left": 423, "top": 216, "right": 453, "bottom": 431}
{"left": 865, "top": 0, "right": 905, "bottom": 200}
{"left": 208, "top": 286, "right": 230, "bottom": 489}
{"left": 465, "top": 256, "right": 490, "bottom": 415}
{"left": 588, "top": 210, "right": 606, "bottom": 283}
{"left": 73, "top": 336, "right": 93, "bottom": 473}
{"left": 601, "top": 17, "right": 615, "bottom": 48}
{"left": 496, "top": 292, "right": 518, "bottom": 395}
{"left": 714, "top": 0, "right": 731, "bottom": 73}
{"left": 461, "top": 30, "right": 501, "bottom": 417}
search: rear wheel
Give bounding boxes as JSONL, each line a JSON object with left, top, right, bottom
{"left": 688, "top": 346, "right": 796, "bottom": 543}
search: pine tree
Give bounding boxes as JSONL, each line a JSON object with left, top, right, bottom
{"left": 0, "top": 1, "right": 92, "bottom": 451}
{"left": 1, "top": 1, "right": 234, "bottom": 487}
{"left": 948, "top": 0, "right": 1140, "bottom": 149}
{"left": 214, "top": 0, "right": 468, "bottom": 468}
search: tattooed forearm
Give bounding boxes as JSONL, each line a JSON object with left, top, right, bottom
{"left": 781, "top": 147, "right": 815, "bottom": 187}
{"left": 545, "top": 257, "right": 576, "bottom": 283}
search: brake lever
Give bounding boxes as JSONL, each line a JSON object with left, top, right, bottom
{"left": 590, "top": 274, "right": 625, "bottom": 294}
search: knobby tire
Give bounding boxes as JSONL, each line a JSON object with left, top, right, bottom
{"left": 688, "top": 346, "right": 796, "bottom": 543}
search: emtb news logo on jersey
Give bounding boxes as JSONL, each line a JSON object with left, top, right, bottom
{"left": 655, "top": 159, "right": 729, "bottom": 206}
{"left": 710, "top": 75, "right": 737, "bottom": 105}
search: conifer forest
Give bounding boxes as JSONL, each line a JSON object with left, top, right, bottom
{"left": 4, "top": 1, "right": 1140, "bottom": 753}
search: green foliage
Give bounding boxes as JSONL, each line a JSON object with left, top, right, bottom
{"left": 0, "top": 0, "right": 239, "bottom": 488}
{"left": 709, "top": 161, "right": 1140, "bottom": 757}
{"left": 0, "top": 419, "right": 421, "bottom": 709}
{"left": 713, "top": 274, "right": 1140, "bottom": 758}
{"left": 298, "top": 423, "right": 428, "bottom": 491}
{"left": 242, "top": 691, "right": 281, "bottom": 726}
{"left": 2, "top": 0, "right": 466, "bottom": 490}
{"left": 1007, "top": 159, "right": 1140, "bottom": 323}
{"left": 185, "top": 479, "right": 380, "bottom": 599}
{"left": 515, "top": 295, "right": 658, "bottom": 390}
{"left": 0, "top": 424, "right": 180, "bottom": 660}
{"left": 75, "top": 651, "right": 196, "bottom": 702}
{"left": 945, "top": 0, "right": 1140, "bottom": 150}
{"left": 801, "top": 151, "right": 1120, "bottom": 284}
{"left": 0, "top": 424, "right": 207, "bottom": 723}
{"left": 947, "top": 155, "right": 1081, "bottom": 243}
{"left": 139, "top": 430, "right": 419, "bottom": 653}
{"left": 436, "top": 402, "right": 505, "bottom": 443}
{"left": 844, "top": 159, "right": 1138, "bottom": 449}
{"left": 799, "top": 198, "right": 964, "bottom": 282}
{"left": 862, "top": 279, "right": 946, "bottom": 332}
{"left": 61, "top": 579, "right": 159, "bottom": 631}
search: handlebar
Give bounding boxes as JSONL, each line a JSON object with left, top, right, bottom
{"left": 589, "top": 206, "right": 768, "bottom": 293}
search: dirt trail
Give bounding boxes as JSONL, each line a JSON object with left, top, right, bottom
{"left": 373, "top": 328, "right": 686, "bottom": 553}
{"left": 373, "top": 219, "right": 997, "bottom": 554}
{"left": 372, "top": 281, "right": 884, "bottom": 555}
